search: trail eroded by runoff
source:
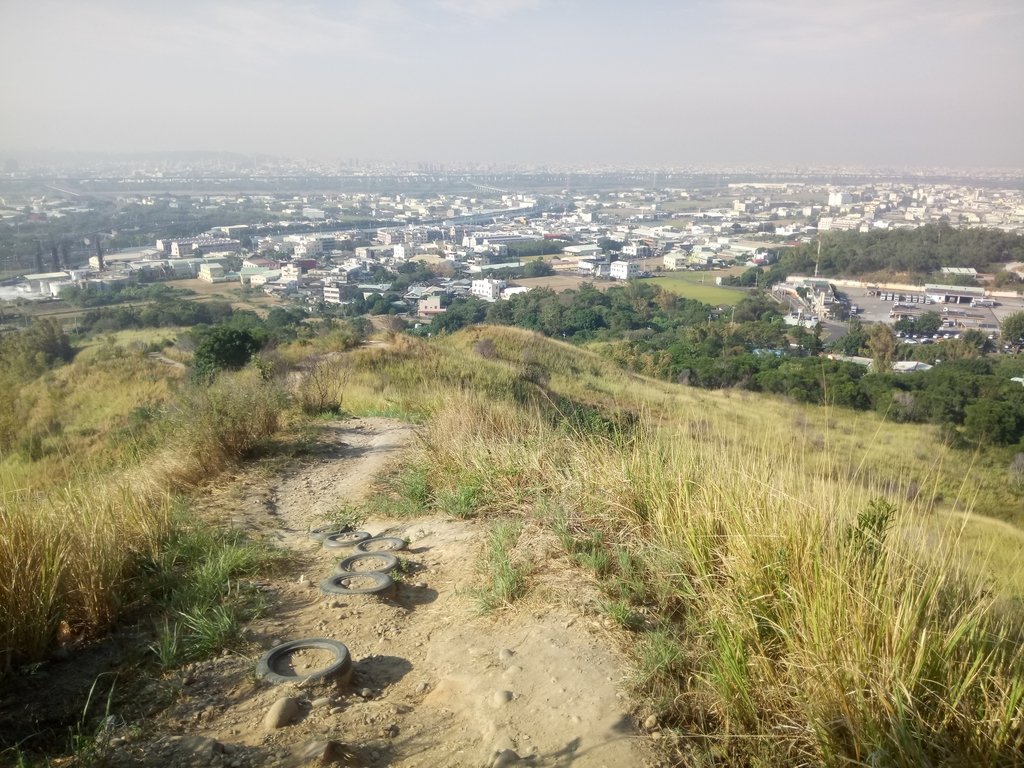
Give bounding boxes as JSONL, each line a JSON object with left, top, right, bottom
{"left": 114, "top": 416, "right": 658, "bottom": 767}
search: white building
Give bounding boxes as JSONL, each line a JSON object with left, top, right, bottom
{"left": 578, "top": 259, "right": 611, "bottom": 278}
{"left": 471, "top": 278, "right": 506, "bottom": 302}
{"left": 291, "top": 238, "right": 324, "bottom": 259}
{"left": 622, "top": 243, "right": 651, "bottom": 258}
{"left": 198, "top": 263, "right": 228, "bottom": 283}
{"left": 610, "top": 261, "right": 639, "bottom": 281}
{"left": 663, "top": 252, "right": 689, "bottom": 270}
{"left": 249, "top": 271, "right": 281, "bottom": 287}
{"left": 562, "top": 244, "right": 603, "bottom": 259}
{"left": 323, "top": 281, "right": 345, "bottom": 304}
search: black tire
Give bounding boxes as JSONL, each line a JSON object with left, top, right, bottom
{"left": 335, "top": 551, "right": 400, "bottom": 575}
{"left": 256, "top": 638, "right": 352, "bottom": 686}
{"left": 319, "top": 571, "right": 395, "bottom": 596}
{"left": 354, "top": 536, "right": 407, "bottom": 553}
{"left": 322, "top": 531, "right": 372, "bottom": 548}
{"left": 309, "top": 525, "right": 352, "bottom": 542}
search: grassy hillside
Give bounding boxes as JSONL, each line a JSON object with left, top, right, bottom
{"left": 0, "top": 329, "right": 287, "bottom": 677}
{"left": 1, "top": 322, "right": 1022, "bottom": 765}
{"left": 327, "top": 327, "right": 1024, "bottom": 765}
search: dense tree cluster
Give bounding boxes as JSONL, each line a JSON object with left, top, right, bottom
{"left": 59, "top": 282, "right": 194, "bottom": 308}
{"left": 77, "top": 299, "right": 235, "bottom": 333}
{"left": 726, "top": 224, "right": 1024, "bottom": 287}
{"left": 425, "top": 282, "right": 712, "bottom": 340}
{"left": 0, "top": 318, "right": 74, "bottom": 380}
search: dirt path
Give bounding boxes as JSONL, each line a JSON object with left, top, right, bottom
{"left": 112, "top": 417, "right": 659, "bottom": 768}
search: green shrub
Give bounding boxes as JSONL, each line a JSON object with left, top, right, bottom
{"left": 174, "top": 369, "right": 287, "bottom": 468}
{"left": 191, "top": 327, "right": 263, "bottom": 379}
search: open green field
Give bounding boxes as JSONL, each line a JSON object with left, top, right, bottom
{"left": 164, "top": 278, "right": 280, "bottom": 315}
{"left": 658, "top": 195, "right": 736, "bottom": 213}
{"left": 3, "top": 279, "right": 281, "bottom": 330}
{"left": 646, "top": 271, "right": 746, "bottom": 304}
{"left": 512, "top": 274, "right": 613, "bottom": 293}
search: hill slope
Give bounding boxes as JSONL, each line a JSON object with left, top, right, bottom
{"left": 331, "top": 327, "right": 1024, "bottom": 765}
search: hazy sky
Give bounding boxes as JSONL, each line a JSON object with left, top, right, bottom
{"left": 1, "top": 0, "right": 1022, "bottom": 168}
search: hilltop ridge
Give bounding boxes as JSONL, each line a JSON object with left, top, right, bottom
{"left": 0, "top": 324, "right": 1022, "bottom": 766}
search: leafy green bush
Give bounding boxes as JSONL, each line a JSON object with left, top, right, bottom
{"left": 191, "top": 327, "right": 263, "bottom": 379}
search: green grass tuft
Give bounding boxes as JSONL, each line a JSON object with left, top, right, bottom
{"left": 473, "top": 520, "right": 531, "bottom": 613}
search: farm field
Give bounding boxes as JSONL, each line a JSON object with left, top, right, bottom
{"left": 646, "top": 270, "right": 747, "bottom": 304}
{"left": 511, "top": 274, "right": 614, "bottom": 292}
{"left": 164, "top": 278, "right": 280, "bottom": 314}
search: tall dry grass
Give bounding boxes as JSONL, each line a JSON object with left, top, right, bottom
{"left": 0, "top": 359, "right": 288, "bottom": 674}
{"left": 393, "top": 382, "right": 1024, "bottom": 765}
{"left": 0, "top": 473, "right": 176, "bottom": 672}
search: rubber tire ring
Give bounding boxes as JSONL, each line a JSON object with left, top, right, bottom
{"left": 354, "top": 536, "right": 408, "bottom": 553}
{"left": 335, "top": 551, "right": 400, "bottom": 575}
{"left": 309, "top": 525, "right": 352, "bottom": 542}
{"left": 319, "top": 571, "right": 396, "bottom": 596}
{"left": 256, "top": 638, "right": 352, "bottom": 686}
{"left": 322, "top": 531, "right": 372, "bottom": 548}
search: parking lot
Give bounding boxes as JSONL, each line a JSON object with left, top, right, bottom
{"left": 837, "top": 285, "right": 1024, "bottom": 333}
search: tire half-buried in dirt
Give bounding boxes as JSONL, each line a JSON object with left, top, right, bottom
{"left": 320, "top": 571, "right": 396, "bottom": 597}
{"left": 354, "top": 536, "right": 407, "bottom": 552}
{"left": 335, "top": 551, "right": 400, "bottom": 574}
{"left": 309, "top": 526, "right": 358, "bottom": 542}
{"left": 322, "top": 531, "right": 372, "bottom": 548}
{"left": 256, "top": 638, "right": 353, "bottom": 686}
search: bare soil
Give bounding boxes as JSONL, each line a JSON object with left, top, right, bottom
{"left": 273, "top": 649, "right": 340, "bottom": 678}
{"left": 51, "top": 417, "right": 661, "bottom": 767}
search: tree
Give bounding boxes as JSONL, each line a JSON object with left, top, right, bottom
{"left": 916, "top": 312, "right": 942, "bottom": 335}
{"left": 193, "top": 327, "right": 262, "bottom": 379}
{"left": 832, "top": 317, "right": 868, "bottom": 356}
{"left": 522, "top": 258, "right": 555, "bottom": 277}
{"left": 0, "top": 318, "right": 74, "bottom": 380}
{"left": 893, "top": 316, "right": 917, "bottom": 335}
{"left": 993, "top": 270, "right": 1022, "bottom": 289}
{"left": 1001, "top": 312, "right": 1024, "bottom": 347}
{"left": 866, "top": 323, "right": 898, "bottom": 373}
{"left": 963, "top": 400, "right": 1023, "bottom": 445}
{"left": 961, "top": 329, "right": 993, "bottom": 354}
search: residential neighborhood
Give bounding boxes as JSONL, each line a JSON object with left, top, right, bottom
{"left": 2, "top": 166, "right": 1024, "bottom": 331}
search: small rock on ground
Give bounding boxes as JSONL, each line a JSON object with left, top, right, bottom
{"left": 292, "top": 739, "right": 353, "bottom": 766}
{"left": 490, "top": 748, "right": 522, "bottom": 767}
{"left": 263, "top": 697, "right": 301, "bottom": 730}
{"left": 174, "top": 734, "right": 225, "bottom": 760}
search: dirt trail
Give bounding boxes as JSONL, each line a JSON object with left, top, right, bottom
{"left": 112, "top": 417, "right": 659, "bottom": 767}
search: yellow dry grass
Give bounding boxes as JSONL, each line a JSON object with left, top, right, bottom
{"left": 356, "top": 333, "right": 1024, "bottom": 764}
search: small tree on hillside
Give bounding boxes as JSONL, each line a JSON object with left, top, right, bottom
{"left": 963, "top": 400, "right": 1023, "bottom": 445}
{"left": 867, "top": 323, "right": 898, "bottom": 373}
{"left": 192, "top": 327, "right": 262, "bottom": 380}
{"left": 1001, "top": 312, "right": 1024, "bottom": 348}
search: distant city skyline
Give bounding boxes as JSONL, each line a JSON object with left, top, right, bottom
{"left": 1, "top": 0, "right": 1022, "bottom": 169}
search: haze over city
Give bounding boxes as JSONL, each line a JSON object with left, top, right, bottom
{"left": 1, "top": 0, "right": 1022, "bottom": 169}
